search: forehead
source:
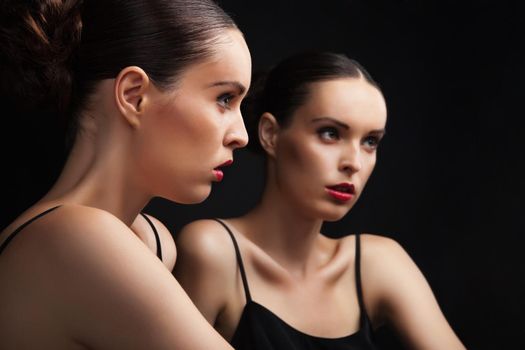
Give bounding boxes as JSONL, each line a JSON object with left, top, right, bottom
{"left": 175, "top": 29, "right": 252, "bottom": 91}
{"left": 292, "top": 78, "right": 387, "bottom": 129}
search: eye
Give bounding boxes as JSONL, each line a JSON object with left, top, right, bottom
{"left": 317, "top": 126, "right": 340, "bottom": 142}
{"left": 363, "top": 135, "right": 381, "bottom": 150}
{"left": 217, "top": 93, "right": 235, "bottom": 109}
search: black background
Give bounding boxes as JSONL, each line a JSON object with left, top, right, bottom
{"left": 2, "top": 0, "right": 524, "bottom": 348}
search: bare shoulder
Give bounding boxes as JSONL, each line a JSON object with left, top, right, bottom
{"left": 342, "top": 234, "right": 408, "bottom": 316}
{"left": 1, "top": 206, "right": 235, "bottom": 349}
{"left": 358, "top": 233, "right": 414, "bottom": 281}
{"left": 3, "top": 204, "right": 174, "bottom": 285}
{"left": 18, "top": 205, "right": 158, "bottom": 269}
{"left": 131, "top": 213, "right": 177, "bottom": 270}
{"left": 146, "top": 214, "right": 177, "bottom": 269}
{"left": 359, "top": 234, "right": 466, "bottom": 348}
{"left": 360, "top": 233, "right": 406, "bottom": 259}
{"left": 1, "top": 205, "right": 128, "bottom": 255}
{"left": 174, "top": 218, "right": 240, "bottom": 293}
{"left": 176, "top": 218, "right": 238, "bottom": 267}
{"left": 174, "top": 219, "right": 240, "bottom": 322}
{"left": 324, "top": 233, "right": 402, "bottom": 260}
{"left": 0, "top": 205, "right": 121, "bottom": 273}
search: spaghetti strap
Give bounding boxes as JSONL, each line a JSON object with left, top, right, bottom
{"left": 0, "top": 206, "right": 61, "bottom": 255}
{"left": 354, "top": 232, "right": 367, "bottom": 325}
{"left": 213, "top": 218, "right": 252, "bottom": 302}
{"left": 354, "top": 232, "right": 376, "bottom": 344}
{"left": 140, "top": 213, "right": 163, "bottom": 262}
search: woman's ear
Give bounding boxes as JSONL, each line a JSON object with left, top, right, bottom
{"left": 114, "top": 66, "right": 150, "bottom": 128}
{"left": 259, "top": 112, "right": 280, "bottom": 157}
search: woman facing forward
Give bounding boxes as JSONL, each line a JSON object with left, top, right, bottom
{"left": 175, "top": 52, "right": 466, "bottom": 349}
{"left": 0, "top": 0, "right": 251, "bottom": 349}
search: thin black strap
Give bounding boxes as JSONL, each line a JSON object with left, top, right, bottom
{"left": 140, "top": 213, "right": 163, "bottom": 262}
{"left": 355, "top": 232, "right": 368, "bottom": 325}
{"left": 213, "top": 218, "right": 252, "bottom": 302}
{"left": 0, "top": 206, "right": 61, "bottom": 255}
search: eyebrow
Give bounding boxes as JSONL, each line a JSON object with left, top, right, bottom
{"left": 207, "top": 81, "right": 246, "bottom": 95}
{"left": 369, "top": 129, "right": 387, "bottom": 136}
{"left": 311, "top": 117, "right": 349, "bottom": 129}
{"left": 311, "top": 117, "right": 386, "bottom": 135}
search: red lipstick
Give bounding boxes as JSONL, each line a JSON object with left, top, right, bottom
{"left": 213, "top": 160, "right": 233, "bottom": 182}
{"left": 325, "top": 183, "right": 355, "bottom": 202}
{"left": 213, "top": 169, "right": 224, "bottom": 182}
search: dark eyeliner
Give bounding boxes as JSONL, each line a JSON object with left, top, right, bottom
{"left": 363, "top": 135, "right": 381, "bottom": 149}
{"left": 317, "top": 126, "right": 340, "bottom": 141}
{"left": 217, "top": 92, "right": 235, "bottom": 109}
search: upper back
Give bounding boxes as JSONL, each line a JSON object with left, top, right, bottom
{"left": 0, "top": 205, "right": 233, "bottom": 349}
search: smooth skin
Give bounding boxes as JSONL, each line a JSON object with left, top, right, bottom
{"left": 175, "top": 78, "right": 465, "bottom": 349}
{"left": 131, "top": 213, "right": 177, "bottom": 270}
{"left": 0, "top": 29, "right": 250, "bottom": 349}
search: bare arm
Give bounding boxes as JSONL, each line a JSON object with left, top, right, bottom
{"left": 361, "top": 235, "right": 466, "bottom": 350}
{"left": 36, "top": 207, "right": 232, "bottom": 350}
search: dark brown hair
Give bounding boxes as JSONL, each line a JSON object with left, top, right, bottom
{"left": 242, "top": 51, "right": 381, "bottom": 154}
{"left": 1, "top": 0, "right": 237, "bottom": 143}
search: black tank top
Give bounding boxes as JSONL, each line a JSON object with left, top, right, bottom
{"left": 0, "top": 207, "right": 163, "bottom": 260}
{"left": 214, "top": 219, "right": 377, "bottom": 350}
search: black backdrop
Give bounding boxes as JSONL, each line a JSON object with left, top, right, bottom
{"left": 1, "top": 0, "right": 524, "bottom": 348}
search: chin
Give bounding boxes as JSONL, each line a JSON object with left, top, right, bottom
{"left": 317, "top": 203, "right": 352, "bottom": 222}
{"left": 169, "top": 185, "right": 212, "bottom": 204}
{"left": 322, "top": 211, "right": 348, "bottom": 222}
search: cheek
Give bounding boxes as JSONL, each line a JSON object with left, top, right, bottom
{"left": 139, "top": 101, "right": 221, "bottom": 188}
{"left": 276, "top": 139, "right": 330, "bottom": 188}
{"left": 161, "top": 102, "right": 222, "bottom": 157}
{"left": 277, "top": 139, "right": 309, "bottom": 176}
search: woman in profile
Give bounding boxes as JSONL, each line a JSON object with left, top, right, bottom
{"left": 0, "top": 0, "right": 251, "bottom": 348}
{"left": 175, "top": 52, "right": 466, "bottom": 349}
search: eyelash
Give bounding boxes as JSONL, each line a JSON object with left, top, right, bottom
{"left": 317, "top": 126, "right": 382, "bottom": 150}
{"left": 317, "top": 126, "right": 340, "bottom": 141}
{"left": 217, "top": 93, "right": 235, "bottom": 109}
{"left": 363, "top": 135, "right": 381, "bottom": 150}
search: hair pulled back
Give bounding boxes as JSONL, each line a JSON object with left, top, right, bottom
{"left": 243, "top": 51, "right": 380, "bottom": 154}
{"left": 1, "top": 0, "right": 82, "bottom": 113}
{"left": 1, "top": 0, "right": 237, "bottom": 140}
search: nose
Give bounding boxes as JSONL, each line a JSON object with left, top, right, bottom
{"left": 339, "top": 142, "right": 362, "bottom": 175}
{"left": 224, "top": 111, "right": 249, "bottom": 149}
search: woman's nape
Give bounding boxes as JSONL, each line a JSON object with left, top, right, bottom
{"left": 44, "top": 28, "right": 250, "bottom": 221}
{"left": 0, "top": 0, "right": 250, "bottom": 349}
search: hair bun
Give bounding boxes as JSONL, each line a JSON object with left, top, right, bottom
{"left": 0, "top": 0, "right": 83, "bottom": 113}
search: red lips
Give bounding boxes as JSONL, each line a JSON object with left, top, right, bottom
{"left": 213, "top": 160, "right": 233, "bottom": 182}
{"left": 325, "top": 183, "right": 355, "bottom": 202}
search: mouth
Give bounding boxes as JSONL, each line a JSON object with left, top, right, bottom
{"left": 325, "top": 183, "right": 355, "bottom": 202}
{"left": 212, "top": 159, "right": 233, "bottom": 182}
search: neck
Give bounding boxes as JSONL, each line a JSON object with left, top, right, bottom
{"left": 41, "top": 120, "right": 150, "bottom": 226}
{"left": 242, "top": 179, "right": 325, "bottom": 278}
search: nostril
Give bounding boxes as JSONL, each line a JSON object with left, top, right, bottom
{"left": 341, "top": 163, "right": 360, "bottom": 174}
{"left": 226, "top": 132, "right": 248, "bottom": 149}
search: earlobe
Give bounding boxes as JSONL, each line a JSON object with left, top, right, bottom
{"left": 114, "top": 66, "right": 150, "bottom": 128}
{"left": 258, "top": 112, "right": 280, "bottom": 157}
